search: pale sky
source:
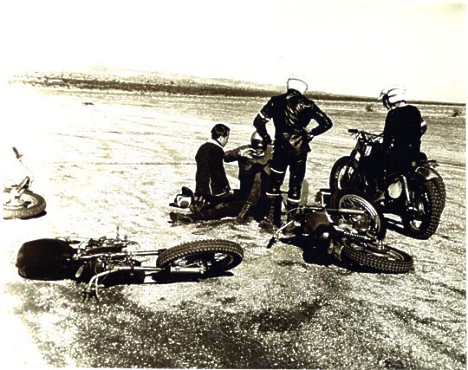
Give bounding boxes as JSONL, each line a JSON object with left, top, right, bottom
{"left": 1, "top": 0, "right": 466, "bottom": 103}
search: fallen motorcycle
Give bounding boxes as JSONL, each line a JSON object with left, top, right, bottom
{"left": 329, "top": 128, "right": 445, "bottom": 239}
{"left": 268, "top": 189, "right": 414, "bottom": 273}
{"left": 15, "top": 228, "right": 244, "bottom": 300}
{"left": 3, "top": 147, "right": 46, "bottom": 220}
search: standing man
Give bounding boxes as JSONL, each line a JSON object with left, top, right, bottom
{"left": 253, "top": 78, "right": 333, "bottom": 231}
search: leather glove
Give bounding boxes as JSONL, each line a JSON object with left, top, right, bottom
{"left": 190, "top": 195, "right": 208, "bottom": 214}
{"left": 263, "top": 134, "right": 272, "bottom": 146}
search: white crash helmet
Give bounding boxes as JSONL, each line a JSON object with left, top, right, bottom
{"left": 378, "top": 85, "right": 407, "bottom": 109}
{"left": 174, "top": 194, "right": 192, "bottom": 208}
{"left": 287, "top": 78, "right": 308, "bottom": 94}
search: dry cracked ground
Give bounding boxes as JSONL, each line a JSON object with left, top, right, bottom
{"left": 1, "top": 86, "right": 465, "bottom": 369}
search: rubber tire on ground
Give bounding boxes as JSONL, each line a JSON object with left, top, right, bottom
{"left": 16, "top": 239, "right": 77, "bottom": 280}
{"left": 329, "top": 189, "right": 387, "bottom": 239}
{"left": 402, "top": 179, "right": 444, "bottom": 240}
{"left": 157, "top": 239, "right": 243, "bottom": 273}
{"left": 339, "top": 238, "right": 414, "bottom": 273}
{"left": 329, "top": 156, "right": 358, "bottom": 191}
{"left": 3, "top": 189, "right": 46, "bottom": 220}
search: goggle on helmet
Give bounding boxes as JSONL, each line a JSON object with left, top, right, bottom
{"left": 250, "top": 131, "right": 267, "bottom": 157}
{"left": 378, "top": 85, "right": 407, "bottom": 109}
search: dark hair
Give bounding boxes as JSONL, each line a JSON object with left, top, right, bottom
{"left": 211, "top": 123, "right": 230, "bottom": 139}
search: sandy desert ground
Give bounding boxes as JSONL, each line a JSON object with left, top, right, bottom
{"left": 1, "top": 85, "right": 466, "bottom": 369}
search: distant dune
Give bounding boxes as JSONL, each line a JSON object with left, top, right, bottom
{"left": 8, "top": 68, "right": 464, "bottom": 106}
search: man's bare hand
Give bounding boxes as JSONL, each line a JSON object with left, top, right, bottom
{"left": 239, "top": 147, "right": 254, "bottom": 159}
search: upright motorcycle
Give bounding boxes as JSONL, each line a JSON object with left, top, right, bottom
{"left": 329, "top": 129, "right": 445, "bottom": 240}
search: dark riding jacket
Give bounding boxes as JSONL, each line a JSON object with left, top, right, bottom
{"left": 253, "top": 89, "right": 333, "bottom": 156}
{"left": 382, "top": 104, "right": 426, "bottom": 156}
{"left": 195, "top": 140, "right": 231, "bottom": 197}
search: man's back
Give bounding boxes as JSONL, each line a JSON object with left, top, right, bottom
{"left": 383, "top": 104, "right": 423, "bottom": 154}
{"left": 195, "top": 141, "right": 230, "bottom": 197}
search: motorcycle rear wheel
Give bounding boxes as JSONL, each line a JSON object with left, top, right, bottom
{"left": 157, "top": 239, "right": 243, "bottom": 274}
{"left": 339, "top": 239, "right": 414, "bottom": 273}
{"left": 402, "top": 179, "right": 443, "bottom": 240}
{"left": 433, "top": 175, "right": 446, "bottom": 211}
{"left": 3, "top": 189, "right": 46, "bottom": 220}
{"left": 330, "top": 189, "right": 386, "bottom": 239}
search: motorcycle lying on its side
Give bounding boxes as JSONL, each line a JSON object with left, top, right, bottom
{"left": 3, "top": 147, "right": 46, "bottom": 220}
{"left": 329, "top": 129, "right": 446, "bottom": 240}
{"left": 268, "top": 188, "right": 414, "bottom": 273}
{"left": 15, "top": 228, "right": 244, "bottom": 301}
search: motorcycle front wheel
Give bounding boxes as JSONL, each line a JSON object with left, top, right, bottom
{"left": 339, "top": 238, "right": 414, "bottom": 273}
{"left": 329, "top": 156, "right": 358, "bottom": 191}
{"left": 3, "top": 189, "right": 46, "bottom": 220}
{"left": 157, "top": 239, "right": 243, "bottom": 274}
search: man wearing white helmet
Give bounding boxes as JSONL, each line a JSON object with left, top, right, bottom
{"left": 253, "top": 78, "right": 333, "bottom": 232}
{"left": 378, "top": 85, "right": 427, "bottom": 174}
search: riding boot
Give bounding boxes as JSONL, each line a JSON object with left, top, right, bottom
{"left": 259, "top": 199, "right": 277, "bottom": 233}
{"left": 235, "top": 201, "right": 253, "bottom": 224}
{"left": 169, "top": 211, "right": 197, "bottom": 224}
{"left": 283, "top": 201, "right": 299, "bottom": 235}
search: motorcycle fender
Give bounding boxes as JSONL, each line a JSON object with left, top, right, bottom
{"left": 415, "top": 166, "right": 439, "bottom": 181}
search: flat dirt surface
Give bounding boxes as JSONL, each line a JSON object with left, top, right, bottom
{"left": 1, "top": 86, "right": 465, "bottom": 369}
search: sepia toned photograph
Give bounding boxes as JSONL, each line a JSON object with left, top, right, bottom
{"left": 1, "top": 0, "right": 465, "bottom": 368}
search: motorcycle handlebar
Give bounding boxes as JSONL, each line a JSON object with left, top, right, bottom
{"left": 347, "top": 128, "right": 383, "bottom": 138}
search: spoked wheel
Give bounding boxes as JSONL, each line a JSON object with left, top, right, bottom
{"left": 402, "top": 180, "right": 443, "bottom": 240}
{"left": 330, "top": 189, "right": 386, "bottom": 239}
{"left": 339, "top": 238, "right": 414, "bottom": 273}
{"left": 157, "top": 239, "right": 243, "bottom": 274}
{"left": 329, "top": 156, "right": 358, "bottom": 191}
{"left": 3, "top": 189, "right": 46, "bottom": 220}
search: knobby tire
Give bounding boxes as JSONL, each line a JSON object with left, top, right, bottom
{"left": 157, "top": 239, "right": 243, "bottom": 273}
{"left": 340, "top": 239, "right": 414, "bottom": 273}
{"left": 403, "top": 179, "right": 444, "bottom": 240}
